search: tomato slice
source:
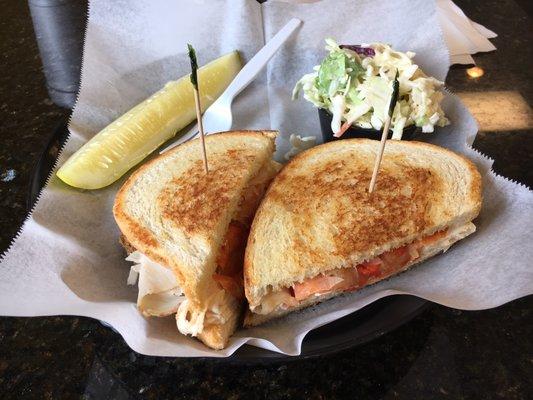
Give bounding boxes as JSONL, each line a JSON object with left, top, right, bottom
{"left": 380, "top": 245, "right": 411, "bottom": 273}
{"left": 292, "top": 268, "right": 358, "bottom": 301}
{"left": 293, "top": 275, "right": 342, "bottom": 301}
{"left": 216, "top": 221, "right": 248, "bottom": 276}
{"left": 357, "top": 258, "right": 382, "bottom": 286}
{"left": 335, "top": 268, "right": 359, "bottom": 291}
{"left": 290, "top": 230, "right": 452, "bottom": 303}
{"left": 213, "top": 221, "right": 249, "bottom": 300}
{"left": 358, "top": 258, "right": 382, "bottom": 276}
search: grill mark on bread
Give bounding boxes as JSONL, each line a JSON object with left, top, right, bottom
{"left": 157, "top": 150, "right": 258, "bottom": 236}
{"left": 266, "top": 160, "right": 441, "bottom": 263}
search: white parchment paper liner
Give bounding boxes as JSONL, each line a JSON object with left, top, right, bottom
{"left": 1, "top": 0, "right": 531, "bottom": 357}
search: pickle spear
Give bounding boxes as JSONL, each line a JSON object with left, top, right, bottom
{"left": 57, "top": 51, "right": 241, "bottom": 189}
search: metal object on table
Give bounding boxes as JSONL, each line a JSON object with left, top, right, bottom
{"left": 28, "top": 0, "right": 87, "bottom": 108}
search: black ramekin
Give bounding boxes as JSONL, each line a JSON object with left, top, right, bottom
{"left": 318, "top": 108, "right": 417, "bottom": 142}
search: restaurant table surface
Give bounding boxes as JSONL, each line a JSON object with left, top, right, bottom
{"left": 0, "top": 0, "right": 531, "bottom": 399}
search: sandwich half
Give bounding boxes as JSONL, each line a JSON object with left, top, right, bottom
{"left": 114, "top": 130, "right": 280, "bottom": 349}
{"left": 244, "top": 139, "right": 482, "bottom": 326}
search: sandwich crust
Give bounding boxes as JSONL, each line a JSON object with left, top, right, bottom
{"left": 244, "top": 139, "right": 482, "bottom": 307}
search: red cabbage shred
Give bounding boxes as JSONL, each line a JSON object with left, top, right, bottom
{"left": 340, "top": 45, "right": 375, "bottom": 57}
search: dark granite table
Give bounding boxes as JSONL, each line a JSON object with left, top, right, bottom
{"left": 1, "top": 0, "right": 531, "bottom": 398}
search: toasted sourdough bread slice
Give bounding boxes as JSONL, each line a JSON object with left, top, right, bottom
{"left": 117, "top": 155, "right": 279, "bottom": 348}
{"left": 244, "top": 139, "right": 482, "bottom": 322}
{"left": 114, "top": 131, "right": 277, "bottom": 349}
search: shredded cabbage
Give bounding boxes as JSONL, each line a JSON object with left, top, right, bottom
{"left": 293, "top": 39, "right": 449, "bottom": 138}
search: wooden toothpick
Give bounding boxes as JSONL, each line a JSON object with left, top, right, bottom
{"left": 368, "top": 71, "right": 400, "bottom": 193}
{"left": 188, "top": 44, "right": 208, "bottom": 173}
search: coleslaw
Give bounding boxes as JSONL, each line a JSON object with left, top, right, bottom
{"left": 293, "top": 39, "right": 449, "bottom": 138}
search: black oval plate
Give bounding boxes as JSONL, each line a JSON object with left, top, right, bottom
{"left": 29, "top": 120, "right": 429, "bottom": 363}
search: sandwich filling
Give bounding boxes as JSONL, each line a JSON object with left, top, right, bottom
{"left": 126, "top": 252, "right": 230, "bottom": 332}
{"left": 252, "top": 223, "right": 475, "bottom": 315}
{"left": 126, "top": 160, "right": 280, "bottom": 335}
{"left": 126, "top": 251, "right": 184, "bottom": 317}
{"left": 173, "top": 220, "right": 248, "bottom": 337}
{"left": 210, "top": 159, "right": 281, "bottom": 298}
